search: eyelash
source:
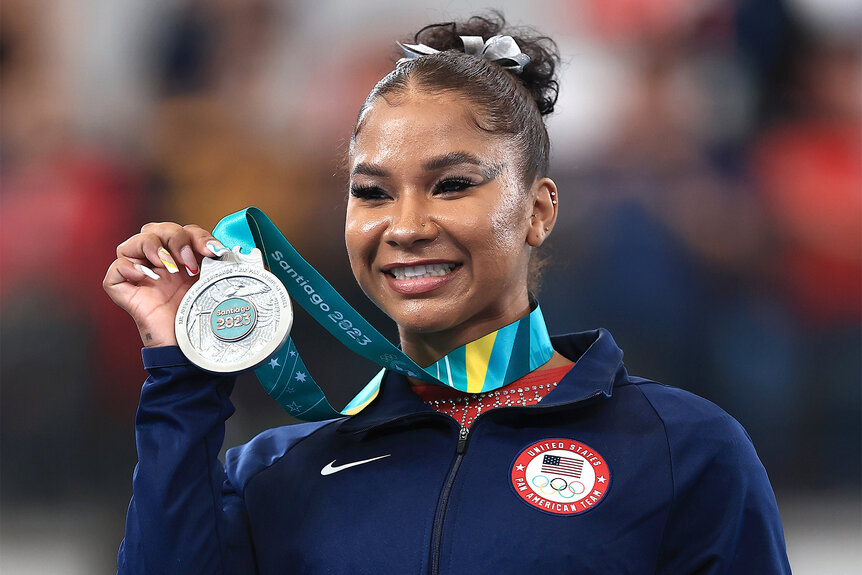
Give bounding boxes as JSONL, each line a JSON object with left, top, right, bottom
{"left": 434, "top": 177, "right": 476, "bottom": 194}
{"left": 349, "top": 177, "right": 477, "bottom": 200}
{"left": 349, "top": 184, "right": 388, "bottom": 200}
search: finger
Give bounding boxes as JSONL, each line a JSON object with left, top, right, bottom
{"left": 121, "top": 222, "right": 226, "bottom": 277}
{"left": 205, "top": 239, "right": 229, "bottom": 257}
{"left": 129, "top": 223, "right": 199, "bottom": 275}
{"left": 181, "top": 224, "right": 228, "bottom": 258}
{"left": 119, "top": 222, "right": 183, "bottom": 263}
{"left": 172, "top": 225, "right": 228, "bottom": 276}
{"left": 103, "top": 257, "right": 158, "bottom": 293}
{"left": 157, "top": 247, "right": 180, "bottom": 274}
{"left": 140, "top": 221, "right": 184, "bottom": 235}
{"left": 137, "top": 263, "right": 161, "bottom": 280}
{"left": 171, "top": 225, "right": 207, "bottom": 276}
{"left": 117, "top": 232, "right": 176, "bottom": 273}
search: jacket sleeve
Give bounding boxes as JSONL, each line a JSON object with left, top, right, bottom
{"left": 117, "top": 346, "right": 256, "bottom": 575}
{"left": 643, "top": 385, "right": 792, "bottom": 575}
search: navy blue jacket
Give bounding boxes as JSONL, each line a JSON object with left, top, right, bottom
{"left": 118, "top": 329, "right": 791, "bottom": 574}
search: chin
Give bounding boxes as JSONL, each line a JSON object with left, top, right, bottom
{"left": 392, "top": 310, "right": 456, "bottom": 335}
{"left": 384, "top": 298, "right": 464, "bottom": 333}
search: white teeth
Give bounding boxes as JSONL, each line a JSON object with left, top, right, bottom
{"left": 391, "top": 263, "right": 455, "bottom": 280}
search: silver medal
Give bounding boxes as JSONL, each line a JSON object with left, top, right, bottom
{"left": 175, "top": 247, "right": 292, "bottom": 373}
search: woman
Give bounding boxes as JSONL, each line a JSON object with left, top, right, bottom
{"left": 105, "top": 14, "right": 791, "bottom": 574}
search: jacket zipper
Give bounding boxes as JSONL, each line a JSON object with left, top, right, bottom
{"left": 425, "top": 392, "right": 605, "bottom": 574}
{"left": 429, "top": 425, "right": 470, "bottom": 575}
{"left": 347, "top": 391, "right": 607, "bottom": 573}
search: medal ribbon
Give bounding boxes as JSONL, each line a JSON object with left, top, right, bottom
{"left": 213, "top": 207, "right": 554, "bottom": 421}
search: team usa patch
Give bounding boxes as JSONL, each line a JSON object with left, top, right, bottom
{"left": 510, "top": 438, "right": 610, "bottom": 516}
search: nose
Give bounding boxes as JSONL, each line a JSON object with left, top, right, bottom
{"left": 383, "top": 195, "right": 437, "bottom": 248}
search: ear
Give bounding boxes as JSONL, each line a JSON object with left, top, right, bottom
{"left": 526, "top": 177, "right": 558, "bottom": 248}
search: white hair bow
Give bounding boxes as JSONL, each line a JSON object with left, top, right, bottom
{"left": 397, "top": 35, "right": 531, "bottom": 74}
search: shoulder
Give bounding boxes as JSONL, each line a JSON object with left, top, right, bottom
{"left": 225, "top": 418, "right": 343, "bottom": 493}
{"left": 628, "top": 378, "right": 749, "bottom": 441}
{"left": 627, "top": 382, "right": 790, "bottom": 571}
{"left": 625, "top": 378, "right": 767, "bottom": 491}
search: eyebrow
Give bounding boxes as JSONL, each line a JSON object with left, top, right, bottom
{"left": 351, "top": 163, "right": 389, "bottom": 177}
{"left": 351, "top": 152, "right": 502, "bottom": 179}
{"left": 422, "top": 152, "right": 485, "bottom": 172}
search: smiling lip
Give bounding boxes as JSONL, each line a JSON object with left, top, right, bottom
{"left": 382, "top": 260, "right": 460, "bottom": 295}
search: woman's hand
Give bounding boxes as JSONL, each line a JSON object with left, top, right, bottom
{"left": 103, "top": 223, "right": 229, "bottom": 347}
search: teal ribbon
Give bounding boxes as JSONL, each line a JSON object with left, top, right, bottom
{"left": 213, "top": 207, "right": 554, "bottom": 420}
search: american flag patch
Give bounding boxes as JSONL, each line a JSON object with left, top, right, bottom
{"left": 541, "top": 454, "right": 583, "bottom": 478}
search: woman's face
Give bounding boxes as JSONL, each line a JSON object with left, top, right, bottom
{"left": 346, "top": 90, "right": 542, "bottom": 353}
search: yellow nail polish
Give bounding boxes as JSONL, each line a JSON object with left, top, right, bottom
{"left": 158, "top": 247, "right": 180, "bottom": 274}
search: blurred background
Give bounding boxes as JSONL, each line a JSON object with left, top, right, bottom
{"left": 1, "top": 0, "right": 859, "bottom": 572}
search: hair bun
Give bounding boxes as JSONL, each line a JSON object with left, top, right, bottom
{"left": 412, "top": 12, "right": 560, "bottom": 115}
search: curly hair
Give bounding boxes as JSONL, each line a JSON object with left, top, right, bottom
{"left": 351, "top": 11, "right": 561, "bottom": 185}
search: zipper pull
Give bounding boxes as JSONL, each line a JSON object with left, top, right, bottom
{"left": 456, "top": 426, "right": 470, "bottom": 454}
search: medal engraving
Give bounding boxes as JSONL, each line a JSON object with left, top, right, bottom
{"left": 175, "top": 247, "right": 292, "bottom": 373}
{"left": 211, "top": 297, "right": 258, "bottom": 341}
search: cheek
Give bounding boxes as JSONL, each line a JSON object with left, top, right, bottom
{"left": 344, "top": 208, "right": 387, "bottom": 272}
{"left": 487, "top": 190, "right": 530, "bottom": 250}
{"left": 344, "top": 211, "right": 365, "bottom": 271}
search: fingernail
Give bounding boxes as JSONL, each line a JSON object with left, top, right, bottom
{"left": 180, "top": 246, "right": 199, "bottom": 276}
{"left": 135, "top": 264, "right": 160, "bottom": 280}
{"left": 158, "top": 247, "right": 179, "bottom": 274}
{"left": 206, "top": 240, "right": 229, "bottom": 257}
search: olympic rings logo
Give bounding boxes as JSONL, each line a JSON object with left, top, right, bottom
{"left": 531, "top": 474, "right": 585, "bottom": 498}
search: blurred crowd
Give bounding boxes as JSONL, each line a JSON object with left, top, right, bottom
{"left": 1, "top": 0, "right": 859, "bottom": 568}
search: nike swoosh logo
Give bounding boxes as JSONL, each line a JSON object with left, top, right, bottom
{"left": 320, "top": 454, "right": 391, "bottom": 476}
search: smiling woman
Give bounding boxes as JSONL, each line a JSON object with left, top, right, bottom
{"left": 105, "top": 12, "right": 791, "bottom": 575}
{"left": 345, "top": 90, "right": 559, "bottom": 365}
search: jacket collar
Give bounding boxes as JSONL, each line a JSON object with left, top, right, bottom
{"left": 338, "top": 328, "right": 625, "bottom": 433}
